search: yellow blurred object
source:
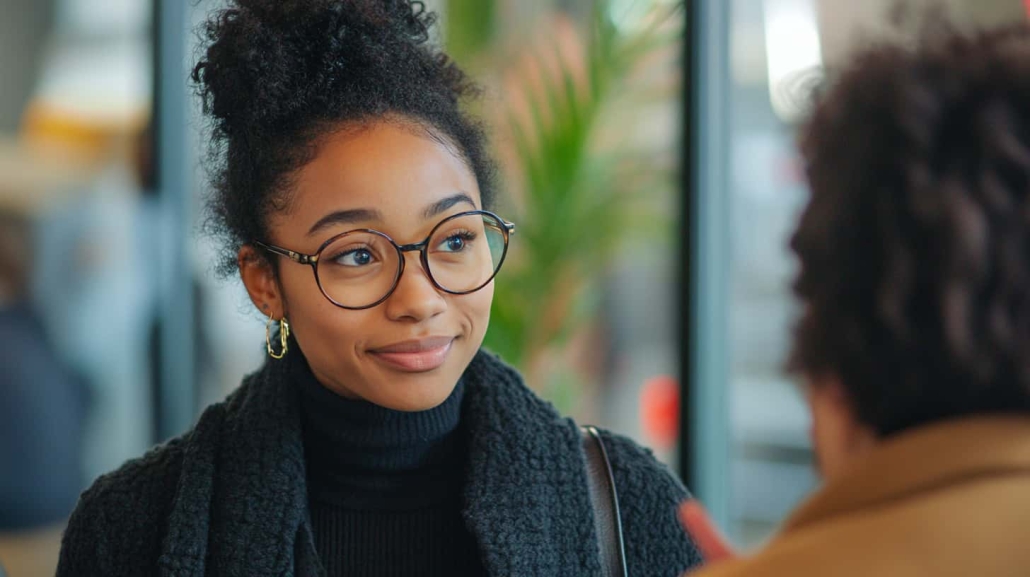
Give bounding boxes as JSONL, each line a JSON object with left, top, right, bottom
{"left": 0, "top": 135, "right": 96, "bottom": 219}
{"left": 21, "top": 99, "right": 148, "bottom": 156}
{"left": 0, "top": 96, "right": 149, "bottom": 219}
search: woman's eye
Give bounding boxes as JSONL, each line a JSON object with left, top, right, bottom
{"left": 437, "top": 231, "right": 476, "bottom": 252}
{"left": 333, "top": 248, "right": 375, "bottom": 266}
{"left": 445, "top": 236, "right": 465, "bottom": 251}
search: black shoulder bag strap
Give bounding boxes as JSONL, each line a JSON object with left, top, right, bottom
{"left": 580, "top": 425, "right": 629, "bottom": 577}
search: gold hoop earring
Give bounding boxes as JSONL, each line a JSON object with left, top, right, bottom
{"left": 266, "top": 312, "right": 290, "bottom": 359}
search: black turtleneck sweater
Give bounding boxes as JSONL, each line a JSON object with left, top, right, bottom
{"left": 295, "top": 360, "right": 486, "bottom": 577}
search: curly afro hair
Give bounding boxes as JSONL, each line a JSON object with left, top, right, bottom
{"left": 788, "top": 21, "right": 1030, "bottom": 437}
{"left": 192, "top": 0, "right": 496, "bottom": 276}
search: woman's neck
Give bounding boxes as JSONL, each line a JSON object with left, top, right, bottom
{"left": 292, "top": 354, "right": 466, "bottom": 509}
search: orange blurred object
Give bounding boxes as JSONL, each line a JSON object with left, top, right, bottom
{"left": 640, "top": 375, "right": 679, "bottom": 449}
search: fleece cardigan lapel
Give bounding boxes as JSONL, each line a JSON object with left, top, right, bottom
{"left": 155, "top": 349, "right": 604, "bottom": 576}
{"left": 460, "top": 351, "right": 604, "bottom": 575}
{"left": 157, "top": 357, "right": 315, "bottom": 577}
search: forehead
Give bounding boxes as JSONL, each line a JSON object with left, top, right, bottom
{"left": 291, "top": 121, "right": 479, "bottom": 218}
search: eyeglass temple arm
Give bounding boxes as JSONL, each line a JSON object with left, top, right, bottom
{"left": 253, "top": 241, "right": 317, "bottom": 265}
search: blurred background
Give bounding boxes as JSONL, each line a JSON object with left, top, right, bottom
{"left": 0, "top": 0, "right": 1027, "bottom": 574}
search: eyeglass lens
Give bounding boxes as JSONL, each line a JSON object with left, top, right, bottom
{"left": 315, "top": 212, "right": 507, "bottom": 308}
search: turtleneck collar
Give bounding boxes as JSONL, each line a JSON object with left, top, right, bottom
{"left": 291, "top": 353, "right": 466, "bottom": 511}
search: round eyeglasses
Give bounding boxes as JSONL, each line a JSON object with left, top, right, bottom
{"left": 254, "top": 210, "right": 515, "bottom": 310}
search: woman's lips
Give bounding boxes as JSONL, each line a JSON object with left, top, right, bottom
{"left": 368, "top": 337, "right": 455, "bottom": 372}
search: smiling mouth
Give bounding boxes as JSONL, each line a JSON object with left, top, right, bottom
{"left": 368, "top": 337, "right": 456, "bottom": 372}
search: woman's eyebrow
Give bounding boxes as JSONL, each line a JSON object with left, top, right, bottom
{"left": 422, "top": 193, "right": 477, "bottom": 220}
{"left": 305, "top": 193, "right": 475, "bottom": 237}
{"left": 307, "top": 208, "right": 383, "bottom": 236}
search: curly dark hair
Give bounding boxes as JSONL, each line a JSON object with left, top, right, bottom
{"left": 191, "top": 0, "right": 496, "bottom": 276}
{"left": 788, "top": 22, "right": 1030, "bottom": 437}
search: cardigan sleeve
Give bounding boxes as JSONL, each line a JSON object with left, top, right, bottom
{"left": 598, "top": 429, "right": 705, "bottom": 577}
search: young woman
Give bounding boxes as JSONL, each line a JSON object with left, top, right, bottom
{"left": 56, "top": 1, "right": 701, "bottom": 576}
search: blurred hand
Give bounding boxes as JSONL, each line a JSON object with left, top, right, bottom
{"left": 679, "top": 500, "right": 737, "bottom": 566}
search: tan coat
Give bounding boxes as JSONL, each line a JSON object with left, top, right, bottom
{"left": 690, "top": 416, "right": 1030, "bottom": 577}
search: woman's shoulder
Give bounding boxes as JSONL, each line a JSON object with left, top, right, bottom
{"left": 595, "top": 429, "right": 688, "bottom": 501}
{"left": 467, "top": 351, "right": 693, "bottom": 501}
{"left": 58, "top": 397, "right": 230, "bottom": 576}
{"left": 57, "top": 435, "right": 189, "bottom": 575}
{"left": 84, "top": 433, "right": 189, "bottom": 506}
{"left": 72, "top": 392, "right": 234, "bottom": 515}
{"left": 594, "top": 428, "right": 705, "bottom": 574}
{"left": 463, "top": 351, "right": 703, "bottom": 572}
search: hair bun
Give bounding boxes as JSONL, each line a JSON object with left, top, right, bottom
{"left": 192, "top": 0, "right": 435, "bottom": 139}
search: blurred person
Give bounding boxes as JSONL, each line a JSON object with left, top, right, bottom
{"left": 681, "top": 19, "right": 1030, "bottom": 577}
{"left": 0, "top": 212, "right": 89, "bottom": 576}
{"left": 56, "top": 1, "right": 703, "bottom": 576}
{"left": 23, "top": 49, "right": 159, "bottom": 485}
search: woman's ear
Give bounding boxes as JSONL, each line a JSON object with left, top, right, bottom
{"left": 239, "top": 245, "right": 284, "bottom": 318}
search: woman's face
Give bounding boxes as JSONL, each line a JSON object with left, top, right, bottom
{"left": 242, "top": 121, "right": 493, "bottom": 411}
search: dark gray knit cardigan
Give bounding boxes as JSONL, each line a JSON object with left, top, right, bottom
{"left": 57, "top": 349, "right": 702, "bottom": 576}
